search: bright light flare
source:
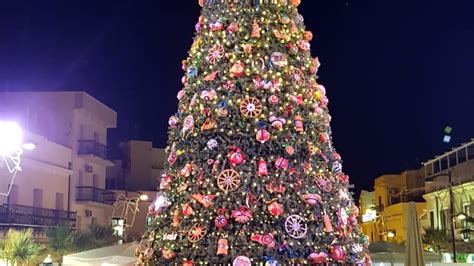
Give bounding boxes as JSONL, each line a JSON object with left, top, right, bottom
{"left": 139, "top": 194, "right": 149, "bottom": 201}
{"left": 0, "top": 121, "right": 23, "bottom": 156}
{"left": 22, "top": 142, "right": 36, "bottom": 151}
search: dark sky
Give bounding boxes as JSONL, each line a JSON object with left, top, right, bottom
{"left": 1, "top": 1, "right": 474, "bottom": 193}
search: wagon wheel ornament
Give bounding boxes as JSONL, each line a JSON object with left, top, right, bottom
{"left": 217, "top": 169, "right": 241, "bottom": 192}
{"left": 291, "top": 68, "right": 306, "bottom": 86}
{"left": 187, "top": 223, "right": 207, "bottom": 243}
{"left": 206, "top": 44, "right": 224, "bottom": 64}
{"left": 240, "top": 97, "right": 263, "bottom": 118}
{"left": 285, "top": 215, "right": 308, "bottom": 239}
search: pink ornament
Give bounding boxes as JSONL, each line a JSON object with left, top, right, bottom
{"left": 227, "top": 146, "right": 246, "bottom": 167}
{"left": 330, "top": 245, "right": 346, "bottom": 262}
{"left": 214, "top": 209, "right": 228, "bottom": 229}
{"left": 201, "top": 89, "right": 217, "bottom": 101}
{"left": 183, "top": 116, "right": 194, "bottom": 131}
{"left": 299, "top": 40, "right": 311, "bottom": 51}
{"left": 233, "top": 256, "right": 251, "bottom": 266}
{"left": 179, "top": 163, "right": 193, "bottom": 177}
{"left": 177, "top": 89, "right": 186, "bottom": 100}
{"left": 323, "top": 209, "right": 334, "bottom": 233}
{"left": 227, "top": 22, "right": 239, "bottom": 33}
{"left": 287, "top": 43, "right": 299, "bottom": 54}
{"left": 267, "top": 201, "right": 284, "bottom": 217}
{"left": 269, "top": 116, "right": 286, "bottom": 130}
{"left": 303, "top": 194, "right": 322, "bottom": 205}
{"left": 160, "top": 174, "right": 173, "bottom": 190}
{"left": 231, "top": 206, "right": 252, "bottom": 224}
{"left": 192, "top": 194, "right": 216, "bottom": 208}
{"left": 270, "top": 52, "right": 288, "bottom": 68}
{"left": 167, "top": 151, "right": 177, "bottom": 165}
{"left": 268, "top": 95, "right": 280, "bottom": 105}
{"left": 275, "top": 157, "right": 289, "bottom": 170}
{"left": 210, "top": 20, "right": 224, "bottom": 31}
{"left": 251, "top": 233, "right": 276, "bottom": 248}
{"left": 294, "top": 115, "right": 304, "bottom": 132}
{"left": 256, "top": 128, "right": 271, "bottom": 143}
{"left": 258, "top": 159, "right": 268, "bottom": 176}
{"left": 168, "top": 116, "right": 180, "bottom": 128}
{"left": 308, "top": 252, "right": 328, "bottom": 264}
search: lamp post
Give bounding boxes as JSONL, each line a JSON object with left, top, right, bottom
{"left": 425, "top": 171, "right": 457, "bottom": 262}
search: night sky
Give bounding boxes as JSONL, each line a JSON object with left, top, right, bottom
{"left": 1, "top": 1, "right": 474, "bottom": 194}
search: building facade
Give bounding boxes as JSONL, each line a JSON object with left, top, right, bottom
{"left": 0, "top": 91, "right": 117, "bottom": 232}
{"left": 106, "top": 140, "right": 165, "bottom": 241}
{"left": 422, "top": 140, "right": 474, "bottom": 242}
{"left": 359, "top": 170, "right": 426, "bottom": 243}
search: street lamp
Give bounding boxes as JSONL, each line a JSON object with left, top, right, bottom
{"left": 425, "top": 171, "right": 457, "bottom": 262}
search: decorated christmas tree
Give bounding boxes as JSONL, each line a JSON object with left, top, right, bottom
{"left": 136, "top": 0, "right": 369, "bottom": 265}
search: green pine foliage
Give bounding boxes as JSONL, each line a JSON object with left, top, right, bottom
{"left": 137, "top": 0, "right": 367, "bottom": 264}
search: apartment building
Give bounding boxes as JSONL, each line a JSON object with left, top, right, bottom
{"left": 422, "top": 139, "right": 474, "bottom": 242}
{"left": 359, "top": 170, "right": 426, "bottom": 243}
{"left": 0, "top": 91, "right": 117, "bottom": 232}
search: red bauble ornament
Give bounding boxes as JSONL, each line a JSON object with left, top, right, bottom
{"left": 183, "top": 260, "right": 194, "bottom": 266}
{"left": 230, "top": 62, "right": 245, "bottom": 77}
{"left": 227, "top": 146, "right": 246, "bottom": 167}
{"left": 267, "top": 201, "right": 284, "bottom": 217}
{"left": 330, "top": 245, "right": 346, "bottom": 262}
{"left": 182, "top": 204, "right": 194, "bottom": 217}
{"left": 256, "top": 128, "right": 271, "bottom": 143}
{"left": 160, "top": 174, "right": 173, "bottom": 190}
{"left": 257, "top": 159, "right": 268, "bottom": 176}
{"left": 227, "top": 22, "right": 239, "bottom": 33}
{"left": 214, "top": 208, "right": 228, "bottom": 229}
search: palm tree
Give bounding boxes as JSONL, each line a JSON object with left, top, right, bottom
{"left": 45, "top": 223, "right": 75, "bottom": 265}
{"left": 423, "top": 227, "right": 449, "bottom": 253}
{"left": 2, "top": 228, "right": 44, "bottom": 265}
{"left": 74, "top": 224, "right": 117, "bottom": 251}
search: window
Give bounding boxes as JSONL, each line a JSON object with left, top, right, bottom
{"left": 55, "top": 193, "right": 64, "bottom": 210}
{"left": 429, "top": 211, "right": 435, "bottom": 228}
{"left": 440, "top": 209, "right": 449, "bottom": 231}
{"left": 78, "top": 170, "right": 84, "bottom": 186}
{"left": 33, "top": 189, "right": 43, "bottom": 208}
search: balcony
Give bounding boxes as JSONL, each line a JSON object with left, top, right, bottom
{"left": 77, "top": 140, "right": 114, "bottom": 166}
{"left": 0, "top": 204, "right": 76, "bottom": 228}
{"left": 76, "top": 186, "right": 116, "bottom": 205}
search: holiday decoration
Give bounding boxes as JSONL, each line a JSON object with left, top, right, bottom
{"left": 267, "top": 201, "right": 284, "bottom": 217}
{"left": 307, "top": 252, "right": 328, "bottom": 264}
{"left": 256, "top": 128, "right": 271, "bottom": 143}
{"left": 182, "top": 204, "right": 194, "bottom": 217}
{"left": 330, "top": 245, "right": 346, "bottom": 261}
{"left": 214, "top": 208, "right": 228, "bottom": 229}
{"left": 138, "top": 1, "right": 367, "bottom": 264}
{"left": 240, "top": 97, "right": 263, "bottom": 118}
{"left": 187, "top": 223, "right": 207, "bottom": 243}
{"left": 192, "top": 194, "right": 216, "bottom": 208}
{"left": 251, "top": 233, "right": 276, "bottom": 248}
{"left": 217, "top": 238, "right": 229, "bottom": 255}
{"left": 227, "top": 146, "right": 246, "bottom": 167}
{"left": 233, "top": 256, "right": 251, "bottom": 266}
{"left": 303, "top": 193, "right": 321, "bottom": 205}
{"left": 285, "top": 215, "right": 307, "bottom": 239}
{"left": 257, "top": 159, "right": 268, "bottom": 176}
{"left": 231, "top": 206, "right": 252, "bottom": 223}
{"left": 217, "top": 169, "right": 241, "bottom": 192}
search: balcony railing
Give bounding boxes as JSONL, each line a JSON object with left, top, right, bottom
{"left": 78, "top": 140, "right": 107, "bottom": 159}
{"left": 76, "top": 186, "right": 115, "bottom": 205}
{"left": 0, "top": 204, "right": 76, "bottom": 228}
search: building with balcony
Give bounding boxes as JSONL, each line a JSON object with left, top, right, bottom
{"left": 422, "top": 139, "right": 474, "bottom": 242}
{"left": 106, "top": 140, "right": 166, "bottom": 241}
{"left": 0, "top": 91, "right": 117, "bottom": 232}
{"left": 359, "top": 170, "right": 426, "bottom": 243}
